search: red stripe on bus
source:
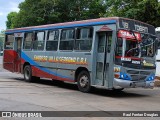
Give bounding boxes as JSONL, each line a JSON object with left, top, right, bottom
{"left": 115, "top": 56, "right": 142, "bottom": 60}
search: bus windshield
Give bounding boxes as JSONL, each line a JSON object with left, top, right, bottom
{"left": 116, "top": 38, "right": 140, "bottom": 57}
{"left": 116, "top": 30, "right": 156, "bottom": 58}
{"left": 141, "top": 34, "right": 156, "bottom": 57}
{"left": 116, "top": 30, "right": 140, "bottom": 57}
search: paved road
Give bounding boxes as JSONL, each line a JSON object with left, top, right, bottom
{"left": 0, "top": 56, "right": 160, "bottom": 119}
{"left": 1, "top": 75, "right": 160, "bottom": 119}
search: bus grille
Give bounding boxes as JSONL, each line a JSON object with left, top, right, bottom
{"left": 130, "top": 75, "right": 139, "bottom": 81}
{"left": 140, "top": 71, "right": 151, "bottom": 75}
{"left": 127, "top": 70, "right": 151, "bottom": 81}
{"left": 130, "top": 75, "right": 147, "bottom": 81}
{"left": 139, "top": 76, "right": 147, "bottom": 81}
{"left": 127, "top": 70, "right": 139, "bottom": 74}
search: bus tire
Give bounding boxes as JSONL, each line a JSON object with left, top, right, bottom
{"left": 77, "top": 71, "right": 91, "bottom": 93}
{"left": 24, "top": 65, "right": 33, "bottom": 82}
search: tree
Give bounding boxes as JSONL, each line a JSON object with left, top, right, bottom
{"left": 6, "top": 12, "right": 18, "bottom": 29}
{"left": 6, "top": 0, "right": 106, "bottom": 28}
{"left": 105, "top": 0, "right": 160, "bottom": 27}
{"left": 6, "top": 0, "right": 160, "bottom": 28}
{"left": 13, "top": 0, "right": 57, "bottom": 27}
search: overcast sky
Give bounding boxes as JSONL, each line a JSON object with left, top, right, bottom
{"left": 0, "top": 0, "right": 24, "bottom": 31}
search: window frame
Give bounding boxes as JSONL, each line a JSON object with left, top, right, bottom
{"left": 23, "top": 32, "right": 34, "bottom": 51}
{"left": 4, "top": 34, "right": 14, "bottom": 50}
{"left": 46, "top": 30, "right": 59, "bottom": 51}
{"left": 74, "top": 27, "right": 93, "bottom": 52}
{"left": 32, "top": 31, "right": 45, "bottom": 51}
{"left": 59, "top": 28, "right": 75, "bottom": 51}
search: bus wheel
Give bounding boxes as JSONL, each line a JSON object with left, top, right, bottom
{"left": 24, "top": 65, "right": 33, "bottom": 82}
{"left": 77, "top": 71, "right": 91, "bottom": 93}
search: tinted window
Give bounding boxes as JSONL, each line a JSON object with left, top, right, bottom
{"left": 59, "top": 29, "right": 74, "bottom": 50}
{"left": 23, "top": 32, "right": 33, "bottom": 50}
{"left": 33, "top": 31, "right": 45, "bottom": 50}
{"left": 5, "top": 34, "right": 14, "bottom": 49}
{"left": 46, "top": 30, "right": 59, "bottom": 51}
{"left": 75, "top": 27, "right": 93, "bottom": 51}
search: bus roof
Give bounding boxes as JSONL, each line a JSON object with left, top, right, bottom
{"left": 5, "top": 17, "right": 155, "bottom": 34}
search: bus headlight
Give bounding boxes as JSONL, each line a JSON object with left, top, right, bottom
{"left": 146, "top": 74, "right": 155, "bottom": 81}
{"left": 114, "top": 72, "right": 131, "bottom": 80}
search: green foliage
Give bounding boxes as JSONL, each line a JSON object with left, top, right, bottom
{"left": 6, "top": 0, "right": 160, "bottom": 28}
{"left": 6, "top": 0, "right": 106, "bottom": 28}
{"left": 6, "top": 12, "right": 18, "bottom": 29}
{"left": 105, "top": 0, "right": 160, "bottom": 27}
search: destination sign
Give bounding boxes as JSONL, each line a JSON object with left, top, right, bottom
{"left": 118, "top": 30, "right": 141, "bottom": 41}
{"left": 119, "top": 18, "right": 155, "bottom": 35}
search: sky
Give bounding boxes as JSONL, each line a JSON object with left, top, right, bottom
{"left": 0, "top": 0, "right": 24, "bottom": 31}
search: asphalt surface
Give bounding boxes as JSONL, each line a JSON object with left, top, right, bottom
{"left": 0, "top": 56, "right": 160, "bottom": 120}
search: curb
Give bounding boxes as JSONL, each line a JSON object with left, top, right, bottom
{"left": 154, "top": 79, "right": 160, "bottom": 87}
{"left": 156, "top": 76, "right": 160, "bottom": 80}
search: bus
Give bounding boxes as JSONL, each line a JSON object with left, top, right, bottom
{"left": 156, "top": 27, "right": 160, "bottom": 76}
{"left": 3, "top": 17, "right": 158, "bottom": 92}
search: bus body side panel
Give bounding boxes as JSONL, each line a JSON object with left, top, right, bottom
{"left": 21, "top": 51, "right": 74, "bottom": 82}
{"left": 56, "top": 52, "right": 92, "bottom": 82}
{"left": 21, "top": 51, "right": 52, "bottom": 78}
{"left": 3, "top": 50, "right": 17, "bottom": 72}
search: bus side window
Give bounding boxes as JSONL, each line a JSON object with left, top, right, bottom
{"left": 59, "top": 29, "right": 74, "bottom": 50}
{"left": 75, "top": 27, "right": 93, "bottom": 51}
{"left": 23, "top": 32, "right": 33, "bottom": 50}
{"left": 46, "top": 30, "right": 59, "bottom": 51}
{"left": 33, "top": 31, "right": 45, "bottom": 50}
{"left": 5, "top": 34, "right": 14, "bottom": 49}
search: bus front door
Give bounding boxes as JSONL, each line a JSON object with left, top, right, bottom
{"left": 96, "top": 32, "right": 112, "bottom": 86}
{"left": 14, "top": 37, "right": 22, "bottom": 72}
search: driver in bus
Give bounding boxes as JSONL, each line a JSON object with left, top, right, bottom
{"left": 125, "top": 44, "right": 134, "bottom": 57}
{"left": 125, "top": 43, "right": 139, "bottom": 57}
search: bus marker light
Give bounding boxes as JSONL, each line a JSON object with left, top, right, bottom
{"left": 114, "top": 74, "right": 120, "bottom": 78}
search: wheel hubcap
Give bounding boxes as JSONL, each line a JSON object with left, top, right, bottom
{"left": 79, "top": 75, "right": 89, "bottom": 88}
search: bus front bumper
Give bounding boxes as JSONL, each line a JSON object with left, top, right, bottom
{"left": 113, "top": 78, "right": 154, "bottom": 89}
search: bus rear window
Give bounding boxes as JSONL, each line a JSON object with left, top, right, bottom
{"left": 5, "top": 34, "right": 14, "bottom": 49}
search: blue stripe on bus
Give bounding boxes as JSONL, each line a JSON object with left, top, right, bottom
{"left": 6, "top": 20, "right": 116, "bottom": 34}
{"left": 21, "top": 52, "right": 74, "bottom": 80}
